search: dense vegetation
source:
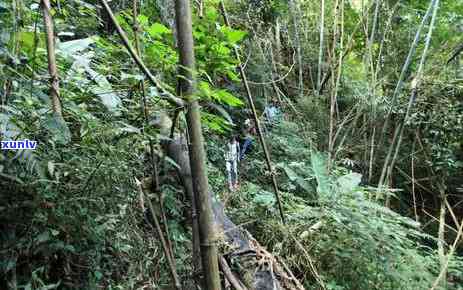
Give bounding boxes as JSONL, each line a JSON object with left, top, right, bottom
{"left": 1, "top": 0, "right": 462, "bottom": 289}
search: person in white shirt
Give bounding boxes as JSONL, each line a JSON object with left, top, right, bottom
{"left": 263, "top": 99, "right": 281, "bottom": 130}
{"left": 225, "top": 135, "right": 240, "bottom": 191}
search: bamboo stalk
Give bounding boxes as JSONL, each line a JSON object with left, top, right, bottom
{"left": 411, "top": 140, "right": 419, "bottom": 222}
{"left": 328, "top": 0, "right": 344, "bottom": 170}
{"left": 219, "top": 1, "right": 285, "bottom": 224}
{"left": 174, "top": 0, "right": 222, "bottom": 289}
{"left": 385, "top": 0, "right": 440, "bottom": 186}
{"left": 317, "top": 0, "right": 325, "bottom": 93}
{"left": 434, "top": 184, "right": 449, "bottom": 290}
{"left": 377, "top": 0, "right": 437, "bottom": 188}
{"left": 41, "top": 0, "right": 62, "bottom": 116}
{"left": 289, "top": 0, "right": 303, "bottom": 98}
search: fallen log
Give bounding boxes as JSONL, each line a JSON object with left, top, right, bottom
{"left": 167, "top": 136, "right": 305, "bottom": 290}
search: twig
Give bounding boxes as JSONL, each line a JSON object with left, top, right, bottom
{"left": 444, "top": 198, "right": 461, "bottom": 231}
{"left": 247, "top": 51, "right": 296, "bottom": 85}
{"left": 289, "top": 235, "right": 326, "bottom": 290}
{"left": 277, "top": 257, "right": 306, "bottom": 290}
{"left": 99, "top": 0, "right": 184, "bottom": 108}
{"left": 429, "top": 216, "right": 463, "bottom": 290}
{"left": 422, "top": 209, "right": 458, "bottom": 235}
{"left": 135, "top": 177, "right": 182, "bottom": 290}
{"left": 79, "top": 159, "right": 104, "bottom": 194}
{"left": 219, "top": 257, "right": 248, "bottom": 290}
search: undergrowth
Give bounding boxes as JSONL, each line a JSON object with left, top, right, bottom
{"left": 219, "top": 121, "right": 463, "bottom": 290}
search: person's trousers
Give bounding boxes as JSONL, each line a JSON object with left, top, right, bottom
{"left": 226, "top": 159, "right": 238, "bottom": 190}
{"left": 240, "top": 138, "right": 253, "bottom": 160}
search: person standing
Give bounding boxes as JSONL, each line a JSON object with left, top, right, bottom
{"left": 225, "top": 135, "right": 240, "bottom": 191}
{"left": 263, "top": 98, "right": 281, "bottom": 130}
{"left": 240, "top": 118, "right": 255, "bottom": 161}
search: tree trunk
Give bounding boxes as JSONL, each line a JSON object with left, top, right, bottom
{"left": 274, "top": 18, "right": 281, "bottom": 72}
{"left": 174, "top": 1, "right": 222, "bottom": 289}
{"left": 317, "top": 0, "right": 325, "bottom": 93}
{"left": 289, "top": 0, "right": 303, "bottom": 98}
{"left": 41, "top": 0, "right": 62, "bottom": 116}
{"left": 167, "top": 138, "right": 202, "bottom": 282}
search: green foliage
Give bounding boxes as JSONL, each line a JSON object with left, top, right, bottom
{"left": 198, "top": 81, "right": 243, "bottom": 107}
{"left": 2, "top": 0, "right": 463, "bottom": 289}
{"left": 215, "top": 119, "right": 463, "bottom": 290}
{"left": 146, "top": 23, "right": 171, "bottom": 38}
{"left": 310, "top": 151, "right": 330, "bottom": 197}
{"left": 220, "top": 26, "right": 247, "bottom": 44}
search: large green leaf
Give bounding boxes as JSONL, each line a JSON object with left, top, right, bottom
{"left": 278, "top": 162, "right": 313, "bottom": 193}
{"left": 310, "top": 152, "right": 330, "bottom": 197}
{"left": 147, "top": 23, "right": 170, "bottom": 38}
{"left": 253, "top": 190, "right": 275, "bottom": 207}
{"left": 198, "top": 82, "right": 243, "bottom": 107}
{"left": 0, "top": 112, "right": 20, "bottom": 139}
{"left": 221, "top": 26, "right": 247, "bottom": 44}
{"left": 57, "top": 37, "right": 96, "bottom": 58}
{"left": 214, "top": 90, "right": 243, "bottom": 107}
{"left": 69, "top": 55, "right": 121, "bottom": 112}
{"left": 209, "top": 103, "right": 234, "bottom": 125}
{"left": 337, "top": 172, "right": 362, "bottom": 194}
{"left": 44, "top": 113, "right": 71, "bottom": 145}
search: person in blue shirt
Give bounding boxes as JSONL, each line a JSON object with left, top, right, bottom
{"left": 239, "top": 118, "right": 255, "bottom": 161}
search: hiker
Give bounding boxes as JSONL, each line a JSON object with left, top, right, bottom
{"left": 263, "top": 98, "right": 281, "bottom": 130}
{"left": 240, "top": 118, "right": 255, "bottom": 161}
{"left": 225, "top": 135, "right": 240, "bottom": 191}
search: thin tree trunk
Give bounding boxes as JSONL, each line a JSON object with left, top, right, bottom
{"left": 385, "top": 0, "right": 439, "bottom": 185}
{"left": 377, "top": 0, "right": 437, "bottom": 186}
{"left": 317, "top": 0, "right": 325, "bottom": 93}
{"left": 167, "top": 136, "right": 203, "bottom": 282}
{"left": 367, "top": 3, "right": 401, "bottom": 181}
{"left": 363, "top": 0, "right": 380, "bottom": 181}
{"left": 220, "top": 1, "right": 285, "bottom": 224}
{"left": 41, "top": 0, "right": 62, "bottom": 116}
{"left": 289, "top": 0, "right": 303, "bottom": 98}
{"left": 274, "top": 18, "right": 281, "bottom": 72}
{"left": 174, "top": 0, "right": 221, "bottom": 289}
{"left": 411, "top": 140, "right": 419, "bottom": 222}
{"left": 377, "top": 124, "right": 399, "bottom": 190}
{"left": 318, "top": 17, "right": 361, "bottom": 95}
{"left": 374, "top": 2, "right": 400, "bottom": 83}
{"left": 430, "top": 213, "right": 463, "bottom": 290}
{"left": 367, "top": 126, "right": 376, "bottom": 182}
{"left": 136, "top": 179, "right": 182, "bottom": 289}
{"left": 328, "top": 0, "right": 344, "bottom": 170}
{"left": 219, "top": 257, "right": 248, "bottom": 290}
{"left": 437, "top": 188, "right": 447, "bottom": 289}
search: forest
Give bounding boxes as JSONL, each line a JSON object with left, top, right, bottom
{"left": 1, "top": 0, "right": 463, "bottom": 289}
